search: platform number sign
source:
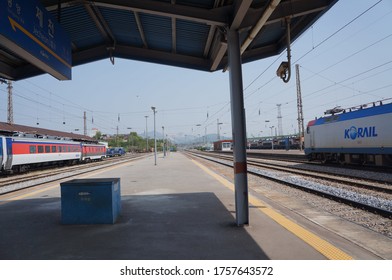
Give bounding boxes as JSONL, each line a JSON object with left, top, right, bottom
{"left": 0, "top": 0, "right": 72, "bottom": 80}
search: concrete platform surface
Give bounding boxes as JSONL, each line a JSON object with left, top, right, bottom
{"left": 0, "top": 152, "right": 373, "bottom": 260}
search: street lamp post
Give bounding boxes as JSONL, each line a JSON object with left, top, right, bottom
{"left": 217, "top": 119, "right": 223, "bottom": 140}
{"left": 151, "top": 107, "right": 157, "bottom": 165}
{"left": 270, "top": 126, "right": 275, "bottom": 150}
{"left": 145, "top": 116, "right": 148, "bottom": 152}
{"left": 195, "top": 124, "right": 202, "bottom": 147}
{"left": 162, "top": 126, "right": 166, "bottom": 157}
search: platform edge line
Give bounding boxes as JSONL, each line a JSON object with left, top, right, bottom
{"left": 190, "top": 158, "right": 354, "bottom": 260}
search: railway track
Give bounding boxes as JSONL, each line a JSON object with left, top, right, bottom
{"left": 0, "top": 153, "right": 149, "bottom": 195}
{"left": 187, "top": 150, "right": 392, "bottom": 218}
{"left": 206, "top": 152, "right": 392, "bottom": 193}
{"left": 213, "top": 150, "right": 392, "bottom": 173}
{"left": 211, "top": 150, "right": 308, "bottom": 163}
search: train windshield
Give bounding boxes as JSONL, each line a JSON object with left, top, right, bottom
{"left": 222, "top": 142, "right": 231, "bottom": 149}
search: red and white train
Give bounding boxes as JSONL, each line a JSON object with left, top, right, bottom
{"left": 0, "top": 134, "right": 106, "bottom": 173}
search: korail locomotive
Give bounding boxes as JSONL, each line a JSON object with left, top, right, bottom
{"left": 304, "top": 101, "right": 392, "bottom": 166}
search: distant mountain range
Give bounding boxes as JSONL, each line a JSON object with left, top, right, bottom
{"left": 139, "top": 132, "right": 230, "bottom": 144}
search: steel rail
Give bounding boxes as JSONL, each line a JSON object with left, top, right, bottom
{"left": 187, "top": 151, "right": 392, "bottom": 219}
{"left": 203, "top": 151, "right": 392, "bottom": 192}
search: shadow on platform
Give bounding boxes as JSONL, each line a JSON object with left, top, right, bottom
{"left": 0, "top": 192, "right": 269, "bottom": 260}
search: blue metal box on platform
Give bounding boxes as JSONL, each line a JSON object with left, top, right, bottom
{"left": 60, "top": 178, "right": 121, "bottom": 224}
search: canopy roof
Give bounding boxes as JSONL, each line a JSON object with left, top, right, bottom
{"left": 0, "top": 0, "right": 337, "bottom": 80}
{"left": 0, "top": 121, "right": 96, "bottom": 142}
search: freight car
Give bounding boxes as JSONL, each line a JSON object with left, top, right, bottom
{"left": 304, "top": 101, "right": 392, "bottom": 166}
{"left": 0, "top": 134, "right": 106, "bottom": 173}
{"left": 106, "top": 147, "right": 126, "bottom": 157}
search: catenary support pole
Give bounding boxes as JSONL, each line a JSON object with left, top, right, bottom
{"left": 227, "top": 28, "right": 249, "bottom": 226}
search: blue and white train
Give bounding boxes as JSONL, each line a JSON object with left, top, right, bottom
{"left": 304, "top": 102, "right": 392, "bottom": 166}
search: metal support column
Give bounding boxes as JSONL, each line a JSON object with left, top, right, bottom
{"left": 7, "top": 80, "right": 13, "bottom": 125}
{"left": 227, "top": 28, "right": 249, "bottom": 226}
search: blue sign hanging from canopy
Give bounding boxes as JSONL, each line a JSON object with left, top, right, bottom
{"left": 0, "top": 0, "right": 72, "bottom": 80}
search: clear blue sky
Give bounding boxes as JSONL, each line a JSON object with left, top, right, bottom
{"left": 1, "top": 0, "right": 391, "bottom": 143}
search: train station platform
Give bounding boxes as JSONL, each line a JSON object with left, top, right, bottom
{"left": 0, "top": 152, "right": 384, "bottom": 260}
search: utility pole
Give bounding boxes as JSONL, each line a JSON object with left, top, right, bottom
{"left": 296, "top": 64, "right": 305, "bottom": 150}
{"left": 83, "top": 111, "right": 87, "bottom": 136}
{"left": 277, "top": 104, "right": 283, "bottom": 136}
{"left": 7, "top": 80, "right": 13, "bottom": 124}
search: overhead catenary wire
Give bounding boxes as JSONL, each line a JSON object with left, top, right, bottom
{"left": 244, "top": 1, "right": 391, "bottom": 129}
{"left": 243, "top": 0, "right": 385, "bottom": 97}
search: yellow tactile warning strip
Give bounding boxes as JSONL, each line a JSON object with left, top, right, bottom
{"left": 191, "top": 159, "right": 354, "bottom": 260}
{"left": 0, "top": 185, "right": 58, "bottom": 205}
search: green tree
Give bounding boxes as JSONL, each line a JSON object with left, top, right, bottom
{"left": 93, "top": 131, "right": 102, "bottom": 140}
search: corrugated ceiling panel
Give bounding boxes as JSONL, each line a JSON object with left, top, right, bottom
{"left": 139, "top": 13, "right": 172, "bottom": 52}
{"left": 55, "top": 5, "right": 104, "bottom": 50}
{"left": 176, "top": 19, "right": 210, "bottom": 57}
{"left": 54, "top": 5, "right": 103, "bottom": 50}
{"left": 99, "top": 7, "right": 143, "bottom": 47}
{"left": 0, "top": 0, "right": 338, "bottom": 79}
{"left": 248, "top": 23, "right": 282, "bottom": 49}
